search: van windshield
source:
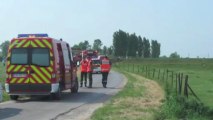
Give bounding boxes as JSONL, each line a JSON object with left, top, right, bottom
{"left": 32, "top": 48, "right": 50, "bottom": 67}
{"left": 92, "top": 60, "right": 100, "bottom": 64}
{"left": 10, "top": 48, "right": 50, "bottom": 67}
{"left": 11, "top": 48, "right": 28, "bottom": 65}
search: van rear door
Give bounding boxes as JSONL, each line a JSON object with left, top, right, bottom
{"left": 28, "top": 39, "right": 53, "bottom": 93}
{"left": 7, "top": 38, "right": 54, "bottom": 94}
{"left": 8, "top": 47, "right": 30, "bottom": 92}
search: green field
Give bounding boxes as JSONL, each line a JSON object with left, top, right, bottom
{"left": 91, "top": 58, "right": 213, "bottom": 120}
{"left": 116, "top": 58, "right": 213, "bottom": 109}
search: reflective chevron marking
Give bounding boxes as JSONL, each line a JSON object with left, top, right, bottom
{"left": 7, "top": 38, "right": 54, "bottom": 84}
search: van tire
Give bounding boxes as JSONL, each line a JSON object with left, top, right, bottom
{"left": 10, "top": 95, "right": 19, "bottom": 100}
{"left": 71, "top": 79, "right": 79, "bottom": 93}
{"left": 51, "top": 86, "right": 61, "bottom": 100}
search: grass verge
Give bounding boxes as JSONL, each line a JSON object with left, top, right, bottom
{"left": 118, "top": 58, "right": 213, "bottom": 108}
{"left": 91, "top": 68, "right": 164, "bottom": 120}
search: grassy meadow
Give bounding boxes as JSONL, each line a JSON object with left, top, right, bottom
{"left": 116, "top": 58, "right": 213, "bottom": 109}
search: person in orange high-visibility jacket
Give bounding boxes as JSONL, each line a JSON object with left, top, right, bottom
{"left": 80, "top": 57, "right": 88, "bottom": 87}
{"left": 100, "top": 56, "right": 111, "bottom": 88}
{"left": 87, "top": 57, "right": 93, "bottom": 88}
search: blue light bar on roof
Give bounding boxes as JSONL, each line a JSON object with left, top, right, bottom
{"left": 18, "top": 34, "right": 48, "bottom": 38}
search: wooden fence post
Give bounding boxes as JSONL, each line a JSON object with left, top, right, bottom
{"left": 158, "top": 69, "right": 160, "bottom": 80}
{"left": 184, "top": 75, "right": 188, "bottom": 98}
{"left": 166, "top": 69, "right": 169, "bottom": 81}
{"left": 176, "top": 73, "right": 178, "bottom": 94}
{"left": 187, "top": 83, "right": 201, "bottom": 101}
{"left": 153, "top": 69, "right": 155, "bottom": 78}
{"left": 178, "top": 73, "right": 183, "bottom": 95}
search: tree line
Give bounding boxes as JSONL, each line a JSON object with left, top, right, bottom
{"left": 72, "top": 30, "right": 161, "bottom": 58}
{"left": 0, "top": 40, "right": 9, "bottom": 61}
{"left": 113, "top": 29, "right": 161, "bottom": 58}
{"left": 2, "top": 30, "right": 184, "bottom": 60}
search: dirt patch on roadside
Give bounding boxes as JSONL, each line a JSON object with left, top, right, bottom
{"left": 112, "top": 72, "right": 164, "bottom": 119}
{"left": 130, "top": 73, "right": 164, "bottom": 106}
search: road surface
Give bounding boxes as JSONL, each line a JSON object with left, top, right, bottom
{"left": 0, "top": 71, "right": 126, "bottom": 120}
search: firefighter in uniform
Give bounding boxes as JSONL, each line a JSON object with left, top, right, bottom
{"left": 100, "top": 56, "right": 111, "bottom": 88}
{"left": 80, "top": 57, "right": 88, "bottom": 87}
{"left": 87, "top": 57, "right": 93, "bottom": 88}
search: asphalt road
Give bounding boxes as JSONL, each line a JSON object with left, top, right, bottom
{"left": 0, "top": 71, "right": 126, "bottom": 120}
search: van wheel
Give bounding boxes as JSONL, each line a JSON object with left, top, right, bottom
{"left": 71, "top": 79, "right": 79, "bottom": 93}
{"left": 10, "top": 95, "right": 19, "bottom": 100}
{"left": 51, "top": 86, "right": 61, "bottom": 100}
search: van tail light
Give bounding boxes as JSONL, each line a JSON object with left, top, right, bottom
{"left": 51, "top": 73, "right": 57, "bottom": 83}
{"left": 52, "top": 74, "right": 56, "bottom": 78}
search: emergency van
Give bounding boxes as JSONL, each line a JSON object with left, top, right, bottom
{"left": 5, "top": 34, "right": 79, "bottom": 100}
{"left": 91, "top": 58, "right": 101, "bottom": 74}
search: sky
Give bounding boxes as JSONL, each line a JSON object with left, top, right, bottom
{"left": 0, "top": 0, "right": 213, "bottom": 58}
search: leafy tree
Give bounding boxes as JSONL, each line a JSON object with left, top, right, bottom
{"left": 161, "top": 55, "right": 167, "bottom": 58}
{"left": 92, "top": 39, "right": 102, "bottom": 52}
{"left": 72, "top": 44, "right": 81, "bottom": 49}
{"left": 79, "top": 40, "right": 91, "bottom": 50}
{"left": 151, "top": 40, "right": 161, "bottom": 58}
{"left": 113, "top": 30, "right": 128, "bottom": 57}
{"left": 107, "top": 46, "right": 113, "bottom": 55}
{"left": 169, "top": 52, "right": 180, "bottom": 58}
{"left": 138, "top": 36, "right": 143, "bottom": 57}
{"left": 127, "top": 33, "right": 138, "bottom": 57}
{"left": 102, "top": 46, "right": 107, "bottom": 55}
{"left": 143, "top": 37, "right": 150, "bottom": 58}
{"left": 0, "top": 40, "right": 10, "bottom": 58}
{"left": 72, "top": 40, "right": 91, "bottom": 50}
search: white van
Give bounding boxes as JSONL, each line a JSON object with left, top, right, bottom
{"left": 92, "top": 58, "right": 101, "bottom": 74}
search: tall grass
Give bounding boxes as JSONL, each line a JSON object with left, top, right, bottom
{"left": 114, "top": 58, "right": 213, "bottom": 119}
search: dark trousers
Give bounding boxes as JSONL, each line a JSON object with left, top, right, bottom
{"left": 102, "top": 72, "right": 109, "bottom": 85}
{"left": 88, "top": 72, "right": 93, "bottom": 87}
{"left": 81, "top": 72, "right": 87, "bottom": 85}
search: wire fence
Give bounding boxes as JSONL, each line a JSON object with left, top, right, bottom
{"left": 115, "top": 62, "right": 201, "bottom": 102}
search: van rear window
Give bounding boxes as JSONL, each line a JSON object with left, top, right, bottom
{"left": 11, "top": 48, "right": 28, "bottom": 65}
{"left": 32, "top": 48, "right": 50, "bottom": 67}
{"left": 10, "top": 48, "right": 50, "bottom": 67}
